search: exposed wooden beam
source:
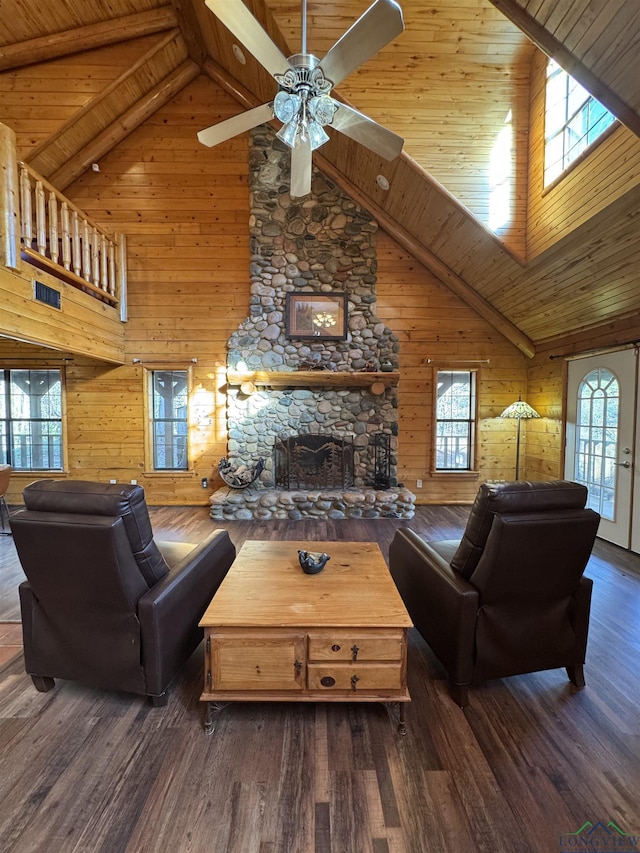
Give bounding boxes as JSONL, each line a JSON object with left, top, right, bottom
{"left": 203, "top": 58, "right": 269, "bottom": 114}
{"left": 27, "top": 30, "right": 184, "bottom": 177}
{"left": 489, "top": 0, "right": 640, "bottom": 139}
{"left": 315, "top": 156, "right": 536, "bottom": 359}
{"left": 0, "top": 7, "right": 178, "bottom": 72}
{"left": 49, "top": 60, "right": 199, "bottom": 190}
{"left": 202, "top": 59, "right": 535, "bottom": 358}
{"left": 170, "top": 0, "right": 207, "bottom": 65}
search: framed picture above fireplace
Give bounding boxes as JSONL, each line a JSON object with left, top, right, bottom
{"left": 285, "top": 292, "right": 347, "bottom": 340}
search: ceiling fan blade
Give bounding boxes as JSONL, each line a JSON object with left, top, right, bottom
{"left": 290, "top": 137, "right": 312, "bottom": 198}
{"left": 320, "top": 0, "right": 404, "bottom": 88}
{"left": 205, "top": 0, "right": 291, "bottom": 79}
{"left": 331, "top": 103, "right": 403, "bottom": 161}
{"left": 198, "top": 103, "right": 274, "bottom": 148}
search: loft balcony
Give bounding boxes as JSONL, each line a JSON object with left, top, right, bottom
{"left": 0, "top": 122, "right": 126, "bottom": 364}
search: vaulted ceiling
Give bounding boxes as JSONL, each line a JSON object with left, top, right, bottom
{"left": 2, "top": 0, "right": 640, "bottom": 357}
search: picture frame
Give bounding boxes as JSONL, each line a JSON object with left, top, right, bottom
{"left": 285, "top": 292, "right": 347, "bottom": 340}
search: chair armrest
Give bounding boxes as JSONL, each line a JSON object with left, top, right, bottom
{"left": 137, "top": 529, "right": 235, "bottom": 696}
{"left": 389, "top": 528, "right": 479, "bottom": 685}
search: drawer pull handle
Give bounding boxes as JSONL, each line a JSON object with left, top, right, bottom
{"left": 320, "top": 676, "right": 336, "bottom": 687}
{"left": 351, "top": 644, "right": 359, "bottom": 661}
{"left": 351, "top": 674, "right": 359, "bottom": 692}
{"left": 294, "top": 660, "right": 302, "bottom": 675}
{"left": 331, "top": 644, "right": 341, "bottom": 652}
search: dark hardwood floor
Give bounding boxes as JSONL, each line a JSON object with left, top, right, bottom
{"left": 1, "top": 505, "right": 639, "bottom": 852}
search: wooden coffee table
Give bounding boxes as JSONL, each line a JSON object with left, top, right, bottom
{"left": 199, "top": 540, "right": 412, "bottom": 734}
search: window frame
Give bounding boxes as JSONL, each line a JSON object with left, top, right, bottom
{"left": 0, "top": 366, "right": 67, "bottom": 472}
{"left": 431, "top": 367, "right": 479, "bottom": 477}
{"left": 143, "top": 365, "right": 193, "bottom": 474}
{"left": 543, "top": 59, "right": 617, "bottom": 189}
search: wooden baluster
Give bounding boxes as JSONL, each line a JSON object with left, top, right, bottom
{"left": 0, "top": 125, "right": 20, "bottom": 269}
{"left": 19, "top": 165, "right": 32, "bottom": 250}
{"left": 48, "top": 191, "right": 58, "bottom": 264}
{"left": 92, "top": 226, "right": 100, "bottom": 288}
{"left": 82, "top": 219, "right": 91, "bottom": 282}
{"left": 117, "top": 233, "right": 128, "bottom": 322}
{"left": 72, "top": 210, "right": 81, "bottom": 276}
{"left": 35, "top": 180, "right": 46, "bottom": 256}
{"left": 60, "top": 202, "right": 71, "bottom": 271}
{"left": 108, "top": 241, "right": 116, "bottom": 296}
{"left": 101, "top": 234, "right": 108, "bottom": 293}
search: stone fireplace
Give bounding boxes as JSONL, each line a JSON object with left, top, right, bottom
{"left": 209, "top": 127, "right": 415, "bottom": 521}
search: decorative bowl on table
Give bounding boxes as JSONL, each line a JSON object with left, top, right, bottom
{"left": 298, "top": 550, "right": 331, "bottom": 574}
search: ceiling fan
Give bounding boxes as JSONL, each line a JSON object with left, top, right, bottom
{"left": 198, "top": 0, "right": 405, "bottom": 198}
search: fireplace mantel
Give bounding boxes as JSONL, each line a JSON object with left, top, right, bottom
{"left": 227, "top": 370, "right": 399, "bottom": 395}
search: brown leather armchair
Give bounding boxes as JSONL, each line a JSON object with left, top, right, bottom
{"left": 11, "top": 480, "right": 236, "bottom": 705}
{"left": 389, "top": 480, "right": 600, "bottom": 707}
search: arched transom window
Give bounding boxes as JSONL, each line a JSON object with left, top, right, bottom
{"left": 575, "top": 368, "right": 619, "bottom": 520}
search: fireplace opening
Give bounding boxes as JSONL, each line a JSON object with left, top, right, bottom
{"left": 274, "top": 434, "right": 354, "bottom": 490}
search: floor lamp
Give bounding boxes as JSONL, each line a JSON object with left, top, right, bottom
{"left": 499, "top": 397, "right": 540, "bottom": 480}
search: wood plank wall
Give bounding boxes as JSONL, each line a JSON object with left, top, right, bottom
{"left": 1, "top": 42, "right": 527, "bottom": 506}
{"left": 376, "top": 234, "right": 527, "bottom": 503}
{"left": 0, "top": 264, "right": 124, "bottom": 362}
{"left": 526, "top": 49, "right": 640, "bottom": 260}
{"left": 522, "top": 50, "right": 640, "bottom": 483}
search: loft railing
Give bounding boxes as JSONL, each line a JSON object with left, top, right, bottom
{"left": 17, "top": 161, "right": 126, "bottom": 309}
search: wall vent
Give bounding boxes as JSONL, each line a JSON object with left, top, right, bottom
{"left": 34, "top": 281, "right": 61, "bottom": 309}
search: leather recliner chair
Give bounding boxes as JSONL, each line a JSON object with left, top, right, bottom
{"left": 389, "top": 480, "right": 600, "bottom": 707}
{"left": 11, "top": 480, "right": 236, "bottom": 705}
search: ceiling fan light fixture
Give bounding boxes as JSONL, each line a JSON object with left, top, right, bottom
{"left": 307, "top": 120, "right": 330, "bottom": 150}
{"left": 277, "top": 119, "right": 299, "bottom": 148}
{"left": 274, "top": 91, "right": 301, "bottom": 124}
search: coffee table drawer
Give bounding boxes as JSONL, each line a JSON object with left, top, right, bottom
{"left": 307, "top": 662, "right": 402, "bottom": 691}
{"left": 209, "top": 634, "right": 305, "bottom": 691}
{"left": 308, "top": 631, "right": 404, "bottom": 661}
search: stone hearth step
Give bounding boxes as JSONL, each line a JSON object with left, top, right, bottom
{"left": 209, "top": 487, "right": 416, "bottom": 521}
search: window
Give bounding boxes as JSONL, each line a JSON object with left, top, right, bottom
{"left": 488, "top": 110, "right": 513, "bottom": 233}
{"left": 147, "top": 369, "right": 189, "bottom": 470}
{"left": 575, "top": 368, "right": 619, "bottom": 520}
{"left": 435, "top": 370, "right": 476, "bottom": 471}
{"left": 544, "top": 59, "right": 616, "bottom": 186}
{"left": 0, "top": 369, "right": 63, "bottom": 470}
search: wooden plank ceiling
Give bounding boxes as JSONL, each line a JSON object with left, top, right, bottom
{"left": 1, "top": 0, "right": 640, "bottom": 355}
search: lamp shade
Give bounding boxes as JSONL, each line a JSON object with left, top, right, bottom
{"left": 500, "top": 398, "right": 540, "bottom": 419}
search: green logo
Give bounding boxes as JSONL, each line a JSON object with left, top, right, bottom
{"left": 559, "top": 821, "right": 640, "bottom": 850}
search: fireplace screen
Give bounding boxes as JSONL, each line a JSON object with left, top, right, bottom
{"left": 274, "top": 434, "right": 354, "bottom": 490}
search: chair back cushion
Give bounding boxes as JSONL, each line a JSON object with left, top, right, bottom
{"left": 450, "top": 480, "right": 589, "bottom": 578}
{"left": 22, "top": 479, "right": 169, "bottom": 586}
{"left": 468, "top": 507, "right": 599, "bottom": 681}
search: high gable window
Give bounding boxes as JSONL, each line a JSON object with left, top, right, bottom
{"left": 544, "top": 59, "right": 616, "bottom": 187}
{"left": 1, "top": 369, "right": 64, "bottom": 470}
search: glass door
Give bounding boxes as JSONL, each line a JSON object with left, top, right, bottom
{"left": 565, "top": 349, "right": 637, "bottom": 549}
